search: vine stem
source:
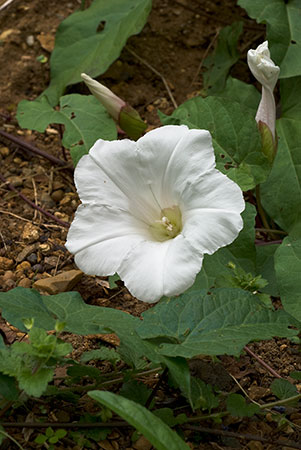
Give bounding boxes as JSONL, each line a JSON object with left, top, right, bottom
{"left": 255, "top": 185, "right": 270, "bottom": 230}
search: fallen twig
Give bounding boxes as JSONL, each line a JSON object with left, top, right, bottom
{"left": 244, "top": 345, "right": 282, "bottom": 379}
{"left": 0, "top": 129, "right": 72, "bottom": 169}
{"left": 182, "top": 425, "right": 301, "bottom": 450}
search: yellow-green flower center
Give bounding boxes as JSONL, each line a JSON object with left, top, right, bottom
{"left": 149, "top": 206, "right": 182, "bottom": 242}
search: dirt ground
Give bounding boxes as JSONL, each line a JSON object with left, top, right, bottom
{"left": 0, "top": 0, "right": 300, "bottom": 449}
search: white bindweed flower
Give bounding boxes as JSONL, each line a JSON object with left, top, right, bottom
{"left": 81, "top": 73, "right": 147, "bottom": 140}
{"left": 66, "top": 125, "right": 245, "bottom": 303}
{"left": 247, "top": 41, "right": 280, "bottom": 141}
{"left": 81, "top": 73, "right": 125, "bottom": 121}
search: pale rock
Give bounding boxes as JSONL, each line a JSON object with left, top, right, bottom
{"left": 16, "top": 243, "right": 38, "bottom": 262}
{"left": 133, "top": 436, "right": 152, "bottom": 450}
{"left": 18, "top": 278, "right": 32, "bottom": 288}
{"left": 0, "top": 257, "right": 14, "bottom": 270}
{"left": 21, "top": 223, "right": 40, "bottom": 243}
{"left": 33, "top": 270, "right": 83, "bottom": 294}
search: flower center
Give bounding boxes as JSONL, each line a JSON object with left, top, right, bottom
{"left": 149, "top": 205, "right": 182, "bottom": 242}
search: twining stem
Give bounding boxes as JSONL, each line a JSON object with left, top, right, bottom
{"left": 255, "top": 228, "right": 287, "bottom": 235}
{"left": 0, "top": 429, "right": 25, "bottom": 450}
{"left": 255, "top": 184, "right": 271, "bottom": 232}
{"left": 144, "top": 367, "right": 168, "bottom": 409}
{"left": 260, "top": 394, "right": 301, "bottom": 409}
{"left": 1, "top": 392, "right": 300, "bottom": 429}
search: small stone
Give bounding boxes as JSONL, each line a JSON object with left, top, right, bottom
{"left": 0, "top": 257, "right": 14, "bottom": 270}
{"left": 99, "top": 440, "right": 115, "bottom": 450}
{"left": 18, "top": 278, "right": 31, "bottom": 288}
{"left": 40, "top": 192, "right": 55, "bottom": 208}
{"left": 21, "top": 223, "right": 40, "bottom": 243}
{"left": 7, "top": 175, "right": 23, "bottom": 187}
{"left": 27, "top": 253, "right": 37, "bottom": 264}
{"left": 44, "top": 256, "right": 59, "bottom": 269}
{"left": 52, "top": 180, "right": 65, "bottom": 190}
{"left": 54, "top": 211, "right": 69, "bottom": 222}
{"left": 33, "top": 270, "right": 83, "bottom": 294}
{"left": 32, "top": 264, "right": 43, "bottom": 273}
{"left": 39, "top": 243, "right": 52, "bottom": 254}
{"left": 247, "top": 442, "right": 264, "bottom": 450}
{"left": 26, "top": 35, "right": 34, "bottom": 46}
{"left": 3, "top": 270, "right": 15, "bottom": 281}
{"left": 4, "top": 279, "right": 16, "bottom": 289}
{"left": 16, "top": 261, "right": 31, "bottom": 272}
{"left": 0, "top": 147, "right": 9, "bottom": 157}
{"left": 133, "top": 436, "right": 152, "bottom": 450}
{"left": 16, "top": 244, "right": 38, "bottom": 263}
{"left": 51, "top": 189, "right": 64, "bottom": 202}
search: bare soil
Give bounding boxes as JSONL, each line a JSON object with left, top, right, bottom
{"left": 0, "top": 0, "right": 300, "bottom": 449}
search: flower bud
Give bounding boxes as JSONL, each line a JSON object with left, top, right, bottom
{"left": 247, "top": 41, "right": 280, "bottom": 159}
{"left": 81, "top": 73, "right": 147, "bottom": 140}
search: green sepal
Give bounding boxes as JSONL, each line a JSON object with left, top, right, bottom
{"left": 119, "top": 105, "right": 147, "bottom": 140}
{"left": 258, "top": 120, "right": 277, "bottom": 163}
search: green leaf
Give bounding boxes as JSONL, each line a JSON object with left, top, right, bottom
{"left": 271, "top": 379, "right": 299, "bottom": 404}
{"left": 0, "top": 288, "right": 159, "bottom": 365}
{"left": 18, "top": 367, "right": 54, "bottom": 397}
{"left": 275, "top": 237, "right": 301, "bottom": 322}
{"left": 216, "top": 77, "right": 260, "bottom": 111}
{"left": 256, "top": 244, "right": 279, "bottom": 296}
{"left": 108, "top": 273, "right": 120, "bottom": 289}
{"left": 81, "top": 347, "right": 121, "bottom": 364}
{"left": 17, "top": 94, "right": 117, "bottom": 166}
{"left": 189, "top": 378, "right": 219, "bottom": 411}
{"left": 89, "top": 391, "right": 190, "bottom": 450}
{"left": 226, "top": 393, "right": 260, "bottom": 417}
{"left": 261, "top": 118, "right": 301, "bottom": 233}
{"left": 39, "top": 0, "right": 152, "bottom": 106}
{"left": 290, "top": 371, "right": 301, "bottom": 381}
{"left": 136, "top": 288, "right": 297, "bottom": 358}
{"left": 120, "top": 380, "right": 152, "bottom": 406}
{"left": 238, "top": 0, "right": 301, "bottom": 78}
{"left": 0, "top": 288, "right": 137, "bottom": 335}
{"left": 67, "top": 364, "right": 103, "bottom": 381}
{"left": 189, "top": 203, "right": 256, "bottom": 291}
{"left": 280, "top": 76, "right": 301, "bottom": 120}
{"left": 153, "top": 408, "right": 187, "bottom": 427}
{"left": 160, "top": 96, "right": 269, "bottom": 191}
{"left": 203, "top": 22, "right": 243, "bottom": 94}
{"left": 0, "top": 374, "right": 19, "bottom": 401}
{"left": 35, "top": 434, "right": 48, "bottom": 444}
{"left": 159, "top": 356, "right": 193, "bottom": 408}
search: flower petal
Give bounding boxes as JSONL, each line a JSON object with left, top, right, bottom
{"left": 74, "top": 139, "right": 159, "bottom": 223}
{"left": 180, "top": 170, "right": 245, "bottom": 255}
{"left": 66, "top": 204, "right": 149, "bottom": 275}
{"left": 137, "top": 126, "right": 215, "bottom": 207}
{"left": 118, "top": 235, "right": 204, "bottom": 303}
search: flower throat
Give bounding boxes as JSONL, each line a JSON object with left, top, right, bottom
{"left": 149, "top": 205, "right": 182, "bottom": 242}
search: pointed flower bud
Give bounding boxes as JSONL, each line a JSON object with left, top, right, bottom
{"left": 247, "top": 41, "right": 280, "bottom": 160}
{"left": 81, "top": 73, "right": 147, "bottom": 140}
